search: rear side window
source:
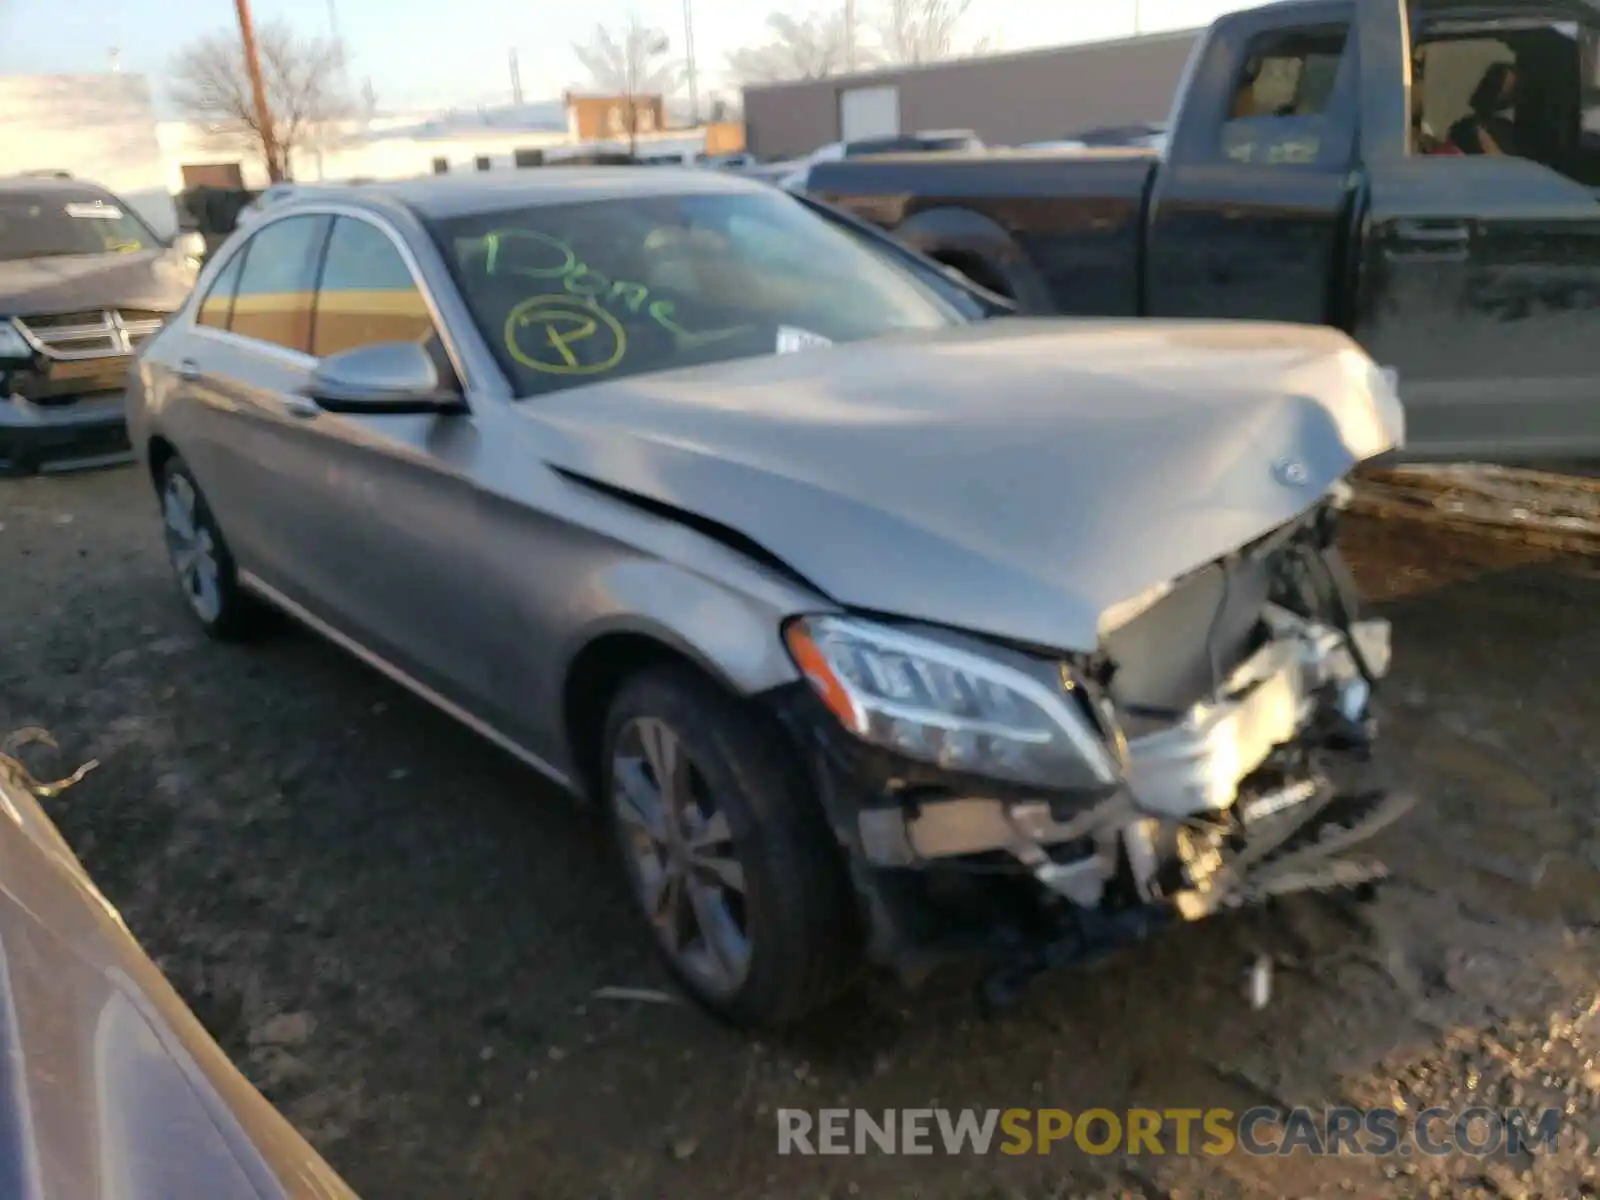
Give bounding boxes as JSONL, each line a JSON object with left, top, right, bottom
{"left": 312, "top": 217, "right": 435, "bottom": 358}
{"left": 196, "top": 247, "right": 245, "bottom": 329}
{"left": 229, "top": 215, "right": 329, "bottom": 353}
{"left": 1220, "top": 25, "right": 1352, "bottom": 165}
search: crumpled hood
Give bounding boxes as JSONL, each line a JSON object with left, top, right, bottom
{"left": 0, "top": 250, "right": 191, "bottom": 316}
{"left": 523, "top": 318, "right": 1403, "bottom": 652}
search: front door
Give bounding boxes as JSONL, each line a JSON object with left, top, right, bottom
{"left": 283, "top": 212, "right": 500, "bottom": 713}
{"left": 1355, "top": 0, "right": 1600, "bottom": 462}
{"left": 1146, "top": 3, "right": 1361, "bottom": 325}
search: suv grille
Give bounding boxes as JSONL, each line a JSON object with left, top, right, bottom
{"left": 15, "top": 309, "right": 166, "bottom": 360}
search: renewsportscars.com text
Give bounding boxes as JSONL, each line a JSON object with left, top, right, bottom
{"left": 776, "top": 1106, "right": 1562, "bottom": 1157}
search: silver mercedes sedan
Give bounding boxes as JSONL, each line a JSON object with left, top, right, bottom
{"left": 127, "top": 169, "right": 1412, "bottom": 1027}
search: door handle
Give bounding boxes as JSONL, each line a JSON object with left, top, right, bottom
{"left": 282, "top": 395, "right": 322, "bottom": 419}
{"left": 1393, "top": 219, "right": 1470, "bottom": 244}
{"left": 177, "top": 358, "right": 201, "bottom": 382}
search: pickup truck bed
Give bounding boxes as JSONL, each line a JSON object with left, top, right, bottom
{"left": 820, "top": 150, "right": 1159, "bottom": 317}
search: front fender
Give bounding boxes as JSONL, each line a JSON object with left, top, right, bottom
{"left": 559, "top": 558, "right": 808, "bottom": 703}
{"left": 550, "top": 557, "right": 828, "bottom": 788}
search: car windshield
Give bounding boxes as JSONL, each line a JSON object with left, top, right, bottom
{"left": 426, "top": 189, "right": 965, "bottom": 398}
{"left": 0, "top": 191, "right": 157, "bottom": 262}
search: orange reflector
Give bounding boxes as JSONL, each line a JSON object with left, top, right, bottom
{"left": 783, "top": 622, "right": 862, "bottom": 733}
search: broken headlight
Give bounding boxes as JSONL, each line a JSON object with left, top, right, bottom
{"left": 783, "top": 615, "right": 1119, "bottom": 789}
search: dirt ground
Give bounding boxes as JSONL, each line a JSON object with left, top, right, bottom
{"left": 4, "top": 465, "right": 1600, "bottom": 1199}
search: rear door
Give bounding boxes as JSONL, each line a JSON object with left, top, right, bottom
{"left": 1146, "top": 2, "right": 1361, "bottom": 325}
{"left": 172, "top": 212, "right": 334, "bottom": 594}
{"left": 1355, "top": 0, "right": 1600, "bottom": 461}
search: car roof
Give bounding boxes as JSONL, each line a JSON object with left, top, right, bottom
{"left": 0, "top": 175, "right": 113, "bottom": 197}
{"left": 296, "top": 167, "right": 769, "bottom": 222}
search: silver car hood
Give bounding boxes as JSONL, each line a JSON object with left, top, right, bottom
{"left": 524, "top": 318, "right": 1403, "bottom": 651}
{"left": 0, "top": 249, "right": 192, "bottom": 317}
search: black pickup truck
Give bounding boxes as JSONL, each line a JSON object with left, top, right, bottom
{"left": 810, "top": 0, "right": 1600, "bottom": 463}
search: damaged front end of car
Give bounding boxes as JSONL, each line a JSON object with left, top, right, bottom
{"left": 771, "top": 489, "right": 1412, "bottom": 1006}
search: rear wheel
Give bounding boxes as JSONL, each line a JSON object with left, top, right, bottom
{"left": 601, "top": 665, "right": 861, "bottom": 1027}
{"left": 158, "top": 455, "right": 263, "bottom": 641}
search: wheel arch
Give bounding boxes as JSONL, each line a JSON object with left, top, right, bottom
{"left": 894, "top": 206, "right": 1053, "bottom": 310}
{"left": 146, "top": 433, "right": 179, "bottom": 490}
{"left": 560, "top": 615, "right": 795, "bottom": 800}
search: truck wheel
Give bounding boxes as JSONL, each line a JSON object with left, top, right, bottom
{"left": 601, "top": 664, "right": 862, "bottom": 1027}
{"left": 158, "top": 455, "right": 263, "bottom": 641}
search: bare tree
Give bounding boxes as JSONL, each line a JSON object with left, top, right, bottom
{"left": 873, "top": 0, "right": 991, "bottom": 66}
{"left": 170, "top": 22, "right": 353, "bottom": 182}
{"left": 572, "top": 15, "right": 680, "bottom": 158}
{"left": 726, "top": 10, "right": 861, "bottom": 84}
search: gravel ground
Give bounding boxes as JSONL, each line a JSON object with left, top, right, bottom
{"left": 4, "top": 466, "right": 1600, "bottom": 1199}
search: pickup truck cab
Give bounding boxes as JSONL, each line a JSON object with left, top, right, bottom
{"left": 809, "top": 0, "right": 1600, "bottom": 463}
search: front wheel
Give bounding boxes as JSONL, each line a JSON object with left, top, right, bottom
{"left": 601, "top": 665, "right": 862, "bottom": 1027}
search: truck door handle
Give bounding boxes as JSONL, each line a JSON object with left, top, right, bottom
{"left": 1386, "top": 220, "right": 1470, "bottom": 264}
{"left": 177, "top": 358, "right": 201, "bottom": 382}
{"left": 1393, "top": 220, "right": 1470, "bottom": 244}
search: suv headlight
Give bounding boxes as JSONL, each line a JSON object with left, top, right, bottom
{"left": 783, "top": 615, "right": 1120, "bottom": 789}
{"left": 0, "top": 320, "right": 32, "bottom": 363}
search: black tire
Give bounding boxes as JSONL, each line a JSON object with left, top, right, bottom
{"left": 156, "top": 454, "right": 265, "bottom": 641}
{"left": 600, "top": 664, "right": 862, "bottom": 1027}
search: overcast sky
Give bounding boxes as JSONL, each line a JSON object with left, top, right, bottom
{"left": 2, "top": 0, "right": 1237, "bottom": 114}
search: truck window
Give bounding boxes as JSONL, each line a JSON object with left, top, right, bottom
{"left": 1412, "top": 17, "right": 1600, "bottom": 185}
{"left": 1219, "top": 26, "right": 1351, "bottom": 167}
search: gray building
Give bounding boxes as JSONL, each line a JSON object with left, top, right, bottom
{"left": 742, "top": 29, "right": 1204, "bottom": 160}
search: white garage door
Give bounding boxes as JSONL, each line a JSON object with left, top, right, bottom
{"left": 838, "top": 85, "right": 901, "bottom": 142}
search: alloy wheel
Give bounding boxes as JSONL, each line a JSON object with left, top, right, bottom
{"left": 161, "top": 472, "right": 223, "bottom": 624}
{"left": 611, "top": 716, "right": 751, "bottom": 995}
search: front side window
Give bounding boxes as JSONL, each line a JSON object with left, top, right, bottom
{"left": 0, "top": 190, "right": 158, "bottom": 263}
{"left": 1220, "top": 26, "right": 1351, "bottom": 166}
{"left": 427, "top": 189, "right": 966, "bottom": 398}
{"left": 230, "top": 215, "right": 329, "bottom": 352}
{"left": 312, "top": 217, "right": 435, "bottom": 358}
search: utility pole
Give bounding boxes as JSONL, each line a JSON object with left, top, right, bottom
{"left": 509, "top": 48, "right": 523, "bottom": 105}
{"left": 682, "top": 0, "right": 699, "bottom": 125}
{"left": 234, "top": 0, "right": 283, "bottom": 181}
{"left": 1133, "top": 0, "right": 1142, "bottom": 34}
{"left": 844, "top": 0, "right": 857, "bottom": 72}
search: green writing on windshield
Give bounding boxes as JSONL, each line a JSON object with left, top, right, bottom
{"left": 482, "top": 228, "right": 750, "bottom": 360}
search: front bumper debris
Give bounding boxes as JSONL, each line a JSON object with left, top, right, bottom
{"left": 850, "top": 606, "right": 1390, "bottom": 872}
{"left": 779, "top": 602, "right": 1411, "bottom": 995}
{"left": 0, "top": 391, "right": 132, "bottom": 476}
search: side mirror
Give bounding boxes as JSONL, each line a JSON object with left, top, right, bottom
{"left": 305, "top": 341, "right": 466, "bottom": 415}
{"left": 172, "top": 230, "right": 207, "bottom": 263}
